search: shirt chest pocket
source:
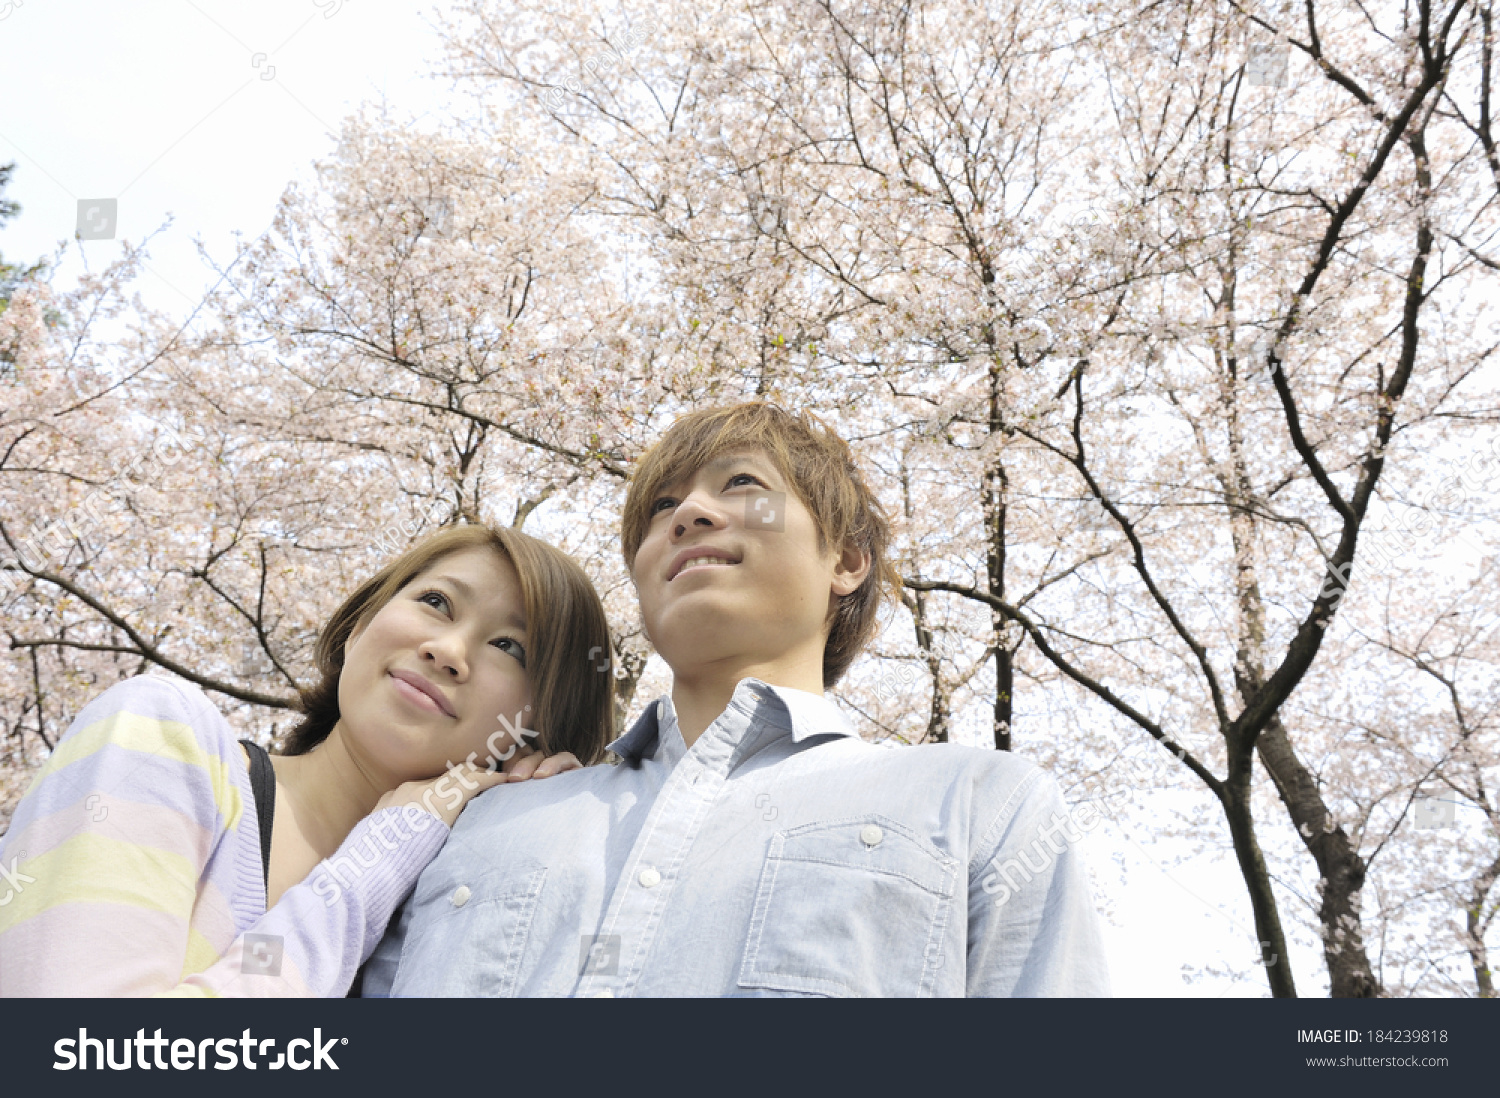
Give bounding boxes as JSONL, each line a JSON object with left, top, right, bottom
{"left": 394, "top": 862, "right": 548, "bottom": 997}
{"left": 738, "top": 815, "right": 958, "bottom": 998}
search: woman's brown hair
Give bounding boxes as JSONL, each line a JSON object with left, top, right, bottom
{"left": 282, "top": 523, "right": 614, "bottom": 764}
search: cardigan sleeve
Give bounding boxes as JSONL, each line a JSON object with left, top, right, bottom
{"left": 0, "top": 675, "right": 447, "bottom": 997}
{"left": 162, "top": 807, "right": 448, "bottom": 998}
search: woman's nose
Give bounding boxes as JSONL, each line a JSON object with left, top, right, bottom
{"left": 420, "top": 635, "right": 467, "bottom": 679}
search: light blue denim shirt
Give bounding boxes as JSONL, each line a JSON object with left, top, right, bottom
{"left": 362, "top": 678, "right": 1110, "bottom": 997}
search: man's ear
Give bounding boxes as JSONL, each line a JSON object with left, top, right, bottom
{"left": 830, "top": 541, "right": 872, "bottom": 598}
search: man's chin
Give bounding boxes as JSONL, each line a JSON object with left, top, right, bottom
{"left": 653, "top": 630, "right": 744, "bottom": 675}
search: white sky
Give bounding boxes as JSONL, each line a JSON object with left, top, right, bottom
{"left": 0, "top": 0, "right": 457, "bottom": 312}
{"left": 0, "top": 0, "right": 1344, "bottom": 998}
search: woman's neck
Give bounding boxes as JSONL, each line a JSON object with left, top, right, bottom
{"left": 271, "top": 724, "right": 387, "bottom": 859}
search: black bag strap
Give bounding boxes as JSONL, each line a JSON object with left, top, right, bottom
{"left": 239, "top": 739, "right": 276, "bottom": 896}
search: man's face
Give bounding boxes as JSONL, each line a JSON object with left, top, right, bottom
{"left": 338, "top": 545, "right": 534, "bottom": 779}
{"left": 630, "top": 448, "right": 868, "bottom": 681}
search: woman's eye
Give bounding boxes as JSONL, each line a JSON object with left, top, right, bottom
{"left": 650, "top": 496, "right": 676, "bottom": 514}
{"left": 418, "top": 591, "right": 449, "bottom": 613}
{"left": 727, "top": 473, "right": 763, "bottom": 488}
{"left": 491, "top": 637, "right": 527, "bottom": 666}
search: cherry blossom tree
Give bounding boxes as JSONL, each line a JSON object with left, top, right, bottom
{"left": 440, "top": 0, "right": 1498, "bottom": 996}
{"left": 3, "top": 0, "right": 1497, "bottom": 1000}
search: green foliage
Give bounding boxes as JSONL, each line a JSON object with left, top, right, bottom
{"left": 0, "top": 162, "right": 44, "bottom": 313}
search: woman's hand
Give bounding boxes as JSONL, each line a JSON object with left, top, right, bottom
{"left": 500, "top": 748, "right": 582, "bottom": 781}
{"left": 373, "top": 749, "right": 584, "bottom": 828}
{"left": 375, "top": 762, "right": 508, "bottom": 828}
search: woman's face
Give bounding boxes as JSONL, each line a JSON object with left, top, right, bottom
{"left": 337, "top": 545, "right": 534, "bottom": 782}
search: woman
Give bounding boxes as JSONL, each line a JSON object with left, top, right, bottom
{"left": 0, "top": 523, "right": 614, "bottom": 996}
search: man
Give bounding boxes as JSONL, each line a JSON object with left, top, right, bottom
{"left": 362, "top": 402, "right": 1109, "bottom": 996}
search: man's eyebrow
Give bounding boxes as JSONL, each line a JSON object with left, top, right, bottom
{"left": 653, "top": 453, "right": 778, "bottom": 502}
{"left": 428, "top": 573, "right": 527, "bottom": 633}
{"left": 700, "top": 452, "right": 775, "bottom": 477}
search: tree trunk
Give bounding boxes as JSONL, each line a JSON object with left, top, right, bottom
{"left": 1254, "top": 718, "right": 1380, "bottom": 996}
{"left": 900, "top": 463, "right": 949, "bottom": 744}
{"left": 1220, "top": 772, "right": 1298, "bottom": 997}
{"left": 1219, "top": 268, "right": 1381, "bottom": 996}
{"left": 1466, "top": 850, "right": 1500, "bottom": 997}
{"left": 906, "top": 588, "right": 949, "bottom": 744}
{"left": 984, "top": 377, "right": 1012, "bottom": 751}
{"left": 611, "top": 647, "right": 649, "bottom": 741}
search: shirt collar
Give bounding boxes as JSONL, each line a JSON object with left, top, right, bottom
{"left": 606, "top": 677, "right": 860, "bottom": 762}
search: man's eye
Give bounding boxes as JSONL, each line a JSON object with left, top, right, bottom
{"left": 650, "top": 496, "right": 676, "bottom": 514}
{"left": 727, "top": 473, "right": 764, "bottom": 488}
{"left": 418, "top": 591, "right": 449, "bottom": 613}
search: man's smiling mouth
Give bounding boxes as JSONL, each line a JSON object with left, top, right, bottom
{"left": 667, "top": 547, "right": 743, "bottom": 580}
{"left": 677, "top": 557, "right": 737, "bottom": 574}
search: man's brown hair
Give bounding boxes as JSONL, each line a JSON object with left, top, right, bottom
{"left": 284, "top": 523, "right": 614, "bottom": 764}
{"left": 621, "top": 402, "right": 897, "bottom": 687}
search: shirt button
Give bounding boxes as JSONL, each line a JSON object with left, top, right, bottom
{"left": 657, "top": 700, "right": 666, "bottom": 721}
{"left": 860, "top": 825, "right": 884, "bottom": 847}
{"left": 638, "top": 866, "right": 662, "bottom": 888}
{"left": 590, "top": 990, "right": 615, "bottom": 998}
{"left": 450, "top": 885, "right": 472, "bottom": 907}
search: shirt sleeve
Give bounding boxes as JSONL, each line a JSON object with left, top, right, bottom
{"left": 965, "top": 767, "right": 1112, "bottom": 997}
{"left": 355, "top": 889, "right": 416, "bottom": 997}
{"left": 0, "top": 675, "right": 447, "bottom": 998}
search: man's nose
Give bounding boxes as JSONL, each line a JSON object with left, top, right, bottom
{"left": 671, "top": 493, "right": 727, "bottom": 538}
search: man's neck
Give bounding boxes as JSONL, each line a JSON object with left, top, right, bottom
{"left": 669, "top": 654, "right": 824, "bottom": 748}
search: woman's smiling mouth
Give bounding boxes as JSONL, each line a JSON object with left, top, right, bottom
{"left": 389, "top": 669, "right": 456, "bottom": 717}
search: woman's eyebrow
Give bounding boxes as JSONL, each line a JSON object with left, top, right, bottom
{"left": 429, "top": 573, "right": 475, "bottom": 598}
{"left": 429, "top": 573, "right": 527, "bottom": 633}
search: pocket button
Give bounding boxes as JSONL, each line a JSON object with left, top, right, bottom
{"left": 860, "top": 825, "right": 884, "bottom": 847}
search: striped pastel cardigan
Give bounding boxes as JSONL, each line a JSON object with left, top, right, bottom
{"left": 0, "top": 675, "right": 446, "bottom": 996}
